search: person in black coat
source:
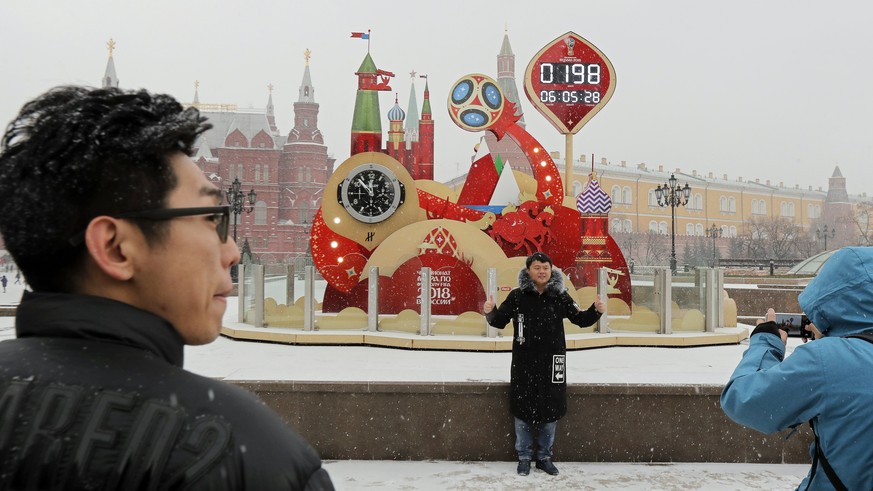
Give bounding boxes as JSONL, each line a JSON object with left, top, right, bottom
{"left": 484, "top": 252, "right": 604, "bottom": 477}
{"left": 0, "top": 86, "right": 333, "bottom": 489}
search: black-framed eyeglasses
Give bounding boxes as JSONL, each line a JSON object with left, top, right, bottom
{"left": 69, "top": 206, "right": 231, "bottom": 246}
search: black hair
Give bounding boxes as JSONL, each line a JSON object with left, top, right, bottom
{"left": 526, "top": 251, "right": 552, "bottom": 269}
{"left": 0, "top": 86, "right": 212, "bottom": 292}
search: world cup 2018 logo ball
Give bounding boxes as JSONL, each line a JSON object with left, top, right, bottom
{"left": 447, "top": 74, "right": 505, "bottom": 133}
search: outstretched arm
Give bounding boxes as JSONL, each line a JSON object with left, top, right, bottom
{"left": 721, "top": 318, "right": 823, "bottom": 434}
{"left": 485, "top": 291, "right": 516, "bottom": 329}
{"left": 563, "top": 292, "right": 602, "bottom": 328}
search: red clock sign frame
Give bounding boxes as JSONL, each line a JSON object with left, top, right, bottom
{"left": 524, "top": 31, "right": 616, "bottom": 135}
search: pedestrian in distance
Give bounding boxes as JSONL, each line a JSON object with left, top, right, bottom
{"left": 0, "top": 274, "right": 6, "bottom": 293}
{"left": 721, "top": 246, "right": 873, "bottom": 490}
{"left": 14, "top": 271, "right": 20, "bottom": 284}
{"left": 484, "top": 251, "right": 605, "bottom": 477}
{"left": 0, "top": 86, "right": 333, "bottom": 489}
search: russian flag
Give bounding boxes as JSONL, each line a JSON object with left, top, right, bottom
{"left": 350, "top": 32, "right": 370, "bottom": 39}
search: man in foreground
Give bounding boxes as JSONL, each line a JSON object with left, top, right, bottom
{"left": 484, "top": 252, "right": 604, "bottom": 477}
{"left": 0, "top": 86, "right": 333, "bottom": 489}
{"left": 721, "top": 246, "right": 873, "bottom": 490}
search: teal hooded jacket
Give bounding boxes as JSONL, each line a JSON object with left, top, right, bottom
{"left": 721, "top": 247, "right": 873, "bottom": 490}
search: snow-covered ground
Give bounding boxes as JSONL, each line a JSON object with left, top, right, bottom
{"left": 0, "top": 279, "right": 813, "bottom": 490}
{"left": 321, "top": 460, "right": 808, "bottom": 490}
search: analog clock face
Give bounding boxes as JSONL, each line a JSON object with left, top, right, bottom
{"left": 337, "top": 163, "right": 406, "bottom": 223}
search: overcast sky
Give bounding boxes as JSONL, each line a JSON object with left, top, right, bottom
{"left": 2, "top": 1, "right": 871, "bottom": 195}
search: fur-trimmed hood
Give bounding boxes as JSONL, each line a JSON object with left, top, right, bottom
{"left": 518, "top": 265, "right": 566, "bottom": 295}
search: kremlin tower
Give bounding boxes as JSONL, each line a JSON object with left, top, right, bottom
{"left": 349, "top": 50, "right": 435, "bottom": 181}
{"left": 483, "top": 28, "right": 529, "bottom": 176}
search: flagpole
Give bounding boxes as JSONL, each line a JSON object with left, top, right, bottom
{"left": 367, "top": 29, "right": 371, "bottom": 52}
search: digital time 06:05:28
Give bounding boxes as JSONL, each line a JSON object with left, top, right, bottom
{"left": 538, "top": 90, "right": 601, "bottom": 104}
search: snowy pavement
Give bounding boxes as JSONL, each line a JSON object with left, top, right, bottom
{"left": 0, "top": 282, "right": 815, "bottom": 490}
{"left": 321, "top": 460, "right": 808, "bottom": 490}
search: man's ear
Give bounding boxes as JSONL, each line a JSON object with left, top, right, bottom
{"left": 83, "top": 217, "right": 142, "bottom": 281}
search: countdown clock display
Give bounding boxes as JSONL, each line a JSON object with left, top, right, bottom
{"left": 523, "top": 31, "right": 616, "bottom": 135}
{"left": 337, "top": 163, "right": 406, "bottom": 223}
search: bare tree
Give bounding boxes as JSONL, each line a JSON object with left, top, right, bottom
{"left": 641, "top": 230, "right": 670, "bottom": 266}
{"left": 743, "top": 216, "right": 801, "bottom": 260}
{"left": 852, "top": 201, "right": 873, "bottom": 246}
{"left": 615, "top": 232, "right": 641, "bottom": 266}
{"left": 793, "top": 227, "right": 819, "bottom": 259}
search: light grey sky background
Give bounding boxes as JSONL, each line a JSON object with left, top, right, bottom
{"left": 2, "top": 1, "right": 871, "bottom": 195}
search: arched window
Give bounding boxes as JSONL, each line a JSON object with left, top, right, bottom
{"left": 649, "top": 220, "right": 658, "bottom": 232}
{"left": 254, "top": 165, "right": 260, "bottom": 183}
{"left": 759, "top": 200, "right": 766, "bottom": 215}
{"left": 623, "top": 219, "right": 633, "bottom": 232}
{"left": 611, "top": 219, "right": 622, "bottom": 233}
{"left": 728, "top": 197, "right": 736, "bottom": 212}
{"left": 572, "top": 181, "right": 583, "bottom": 196}
{"left": 752, "top": 200, "right": 759, "bottom": 215}
{"left": 721, "top": 225, "right": 729, "bottom": 237}
{"left": 729, "top": 226, "right": 737, "bottom": 237}
{"left": 622, "top": 186, "right": 632, "bottom": 205}
{"left": 263, "top": 164, "right": 269, "bottom": 183}
{"left": 254, "top": 200, "right": 267, "bottom": 225}
{"left": 720, "top": 196, "right": 727, "bottom": 212}
{"left": 659, "top": 221, "right": 668, "bottom": 235}
{"left": 695, "top": 223, "right": 704, "bottom": 236}
{"left": 648, "top": 190, "right": 657, "bottom": 207}
{"left": 685, "top": 223, "right": 694, "bottom": 235}
{"left": 788, "top": 203, "right": 795, "bottom": 216}
{"left": 611, "top": 185, "right": 621, "bottom": 204}
{"left": 228, "top": 163, "right": 235, "bottom": 181}
{"left": 694, "top": 193, "right": 703, "bottom": 210}
{"left": 237, "top": 164, "right": 243, "bottom": 181}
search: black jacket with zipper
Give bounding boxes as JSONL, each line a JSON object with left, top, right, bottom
{"left": 0, "top": 291, "right": 333, "bottom": 490}
{"left": 486, "top": 267, "right": 601, "bottom": 424}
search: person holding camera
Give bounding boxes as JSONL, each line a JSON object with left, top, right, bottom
{"left": 721, "top": 247, "right": 873, "bottom": 490}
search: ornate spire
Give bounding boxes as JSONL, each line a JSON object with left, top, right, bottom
{"left": 102, "top": 38, "right": 119, "bottom": 88}
{"left": 420, "top": 77, "right": 431, "bottom": 119}
{"left": 266, "top": 83, "right": 277, "bottom": 135}
{"left": 298, "top": 50, "right": 315, "bottom": 103}
{"left": 496, "top": 28, "right": 524, "bottom": 126}
{"left": 405, "top": 74, "right": 420, "bottom": 142}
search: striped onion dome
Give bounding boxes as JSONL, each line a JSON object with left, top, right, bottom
{"left": 576, "top": 174, "right": 612, "bottom": 214}
{"left": 387, "top": 94, "right": 406, "bottom": 121}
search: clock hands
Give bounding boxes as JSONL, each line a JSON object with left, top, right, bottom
{"left": 356, "top": 177, "right": 374, "bottom": 196}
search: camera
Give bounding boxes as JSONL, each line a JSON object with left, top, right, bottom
{"left": 799, "top": 315, "right": 813, "bottom": 340}
{"left": 774, "top": 313, "right": 812, "bottom": 339}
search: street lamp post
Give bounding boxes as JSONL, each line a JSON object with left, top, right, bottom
{"left": 706, "top": 223, "right": 721, "bottom": 267}
{"left": 227, "top": 177, "right": 257, "bottom": 283}
{"left": 655, "top": 173, "right": 691, "bottom": 274}
{"left": 816, "top": 224, "right": 835, "bottom": 251}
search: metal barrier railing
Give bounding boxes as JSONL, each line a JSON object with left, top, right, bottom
{"left": 238, "top": 265, "right": 727, "bottom": 334}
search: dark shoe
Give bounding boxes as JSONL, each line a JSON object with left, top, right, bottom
{"left": 536, "top": 458, "right": 559, "bottom": 475}
{"left": 517, "top": 459, "right": 531, "bottom": 476}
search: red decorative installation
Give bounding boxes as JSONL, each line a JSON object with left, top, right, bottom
{"left": 309, "top": 209, "right": 372, "bottom": 293}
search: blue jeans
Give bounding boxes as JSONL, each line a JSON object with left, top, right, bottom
{"left": 514, "top": 417, "right": 556, "bottom": 461}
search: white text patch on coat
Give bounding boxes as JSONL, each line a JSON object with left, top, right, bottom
{"left": 552, "top": 355, "right": 566, "bottom": 383}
